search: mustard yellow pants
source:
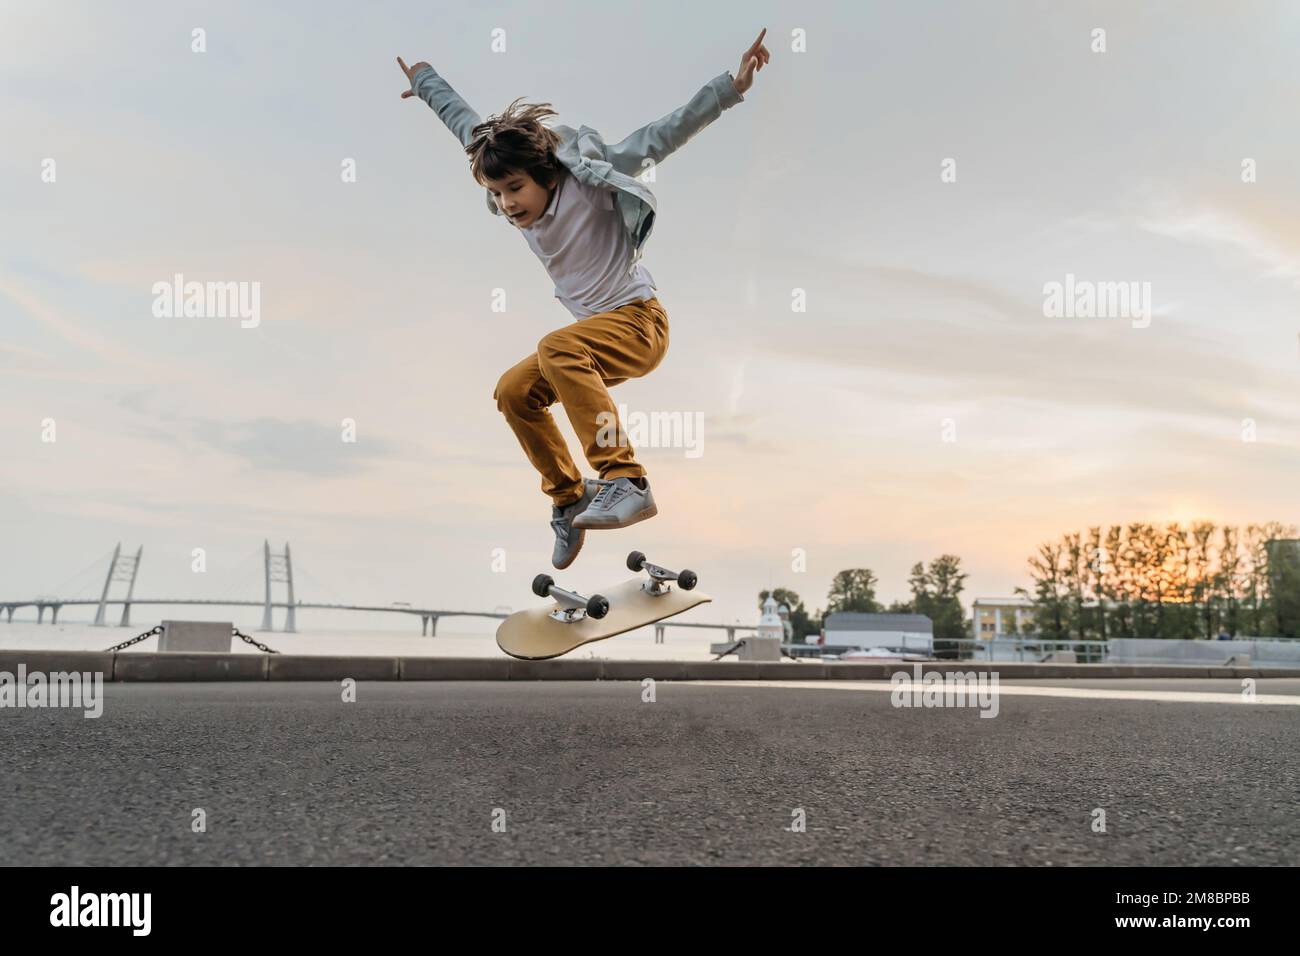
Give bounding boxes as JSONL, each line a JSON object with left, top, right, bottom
{"left": 494, "top": 297, "right": 669, "bottom": 507}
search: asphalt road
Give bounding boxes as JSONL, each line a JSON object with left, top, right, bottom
{"left": 1, "top": 679, "right": 1296, "bottom": 865}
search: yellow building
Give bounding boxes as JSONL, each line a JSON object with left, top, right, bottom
{"left": 971, "top": 597, "right": 1035, "bottom": 639}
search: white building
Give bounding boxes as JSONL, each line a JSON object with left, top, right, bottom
{"left": 971, "top": 597, "right": 1035, "bottom": 639}
{"left": 757, "top": 595, "right": 785, "bottom": 642}
{"left": 819, "top": 612, "right": 933, "bottom": 654}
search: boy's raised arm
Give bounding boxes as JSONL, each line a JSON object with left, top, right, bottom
{"left": 605, "top": 29, "right": 769, "bottom": 178}
{"left": 605, "top": 73, "right": 744, "bottom": 178}
{"left": 397, "top": 56, "right": 483, "bottom": 149}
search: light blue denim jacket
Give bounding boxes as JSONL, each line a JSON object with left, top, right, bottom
{"left": 408, "top": 64, "right": 745, "bottom": 266}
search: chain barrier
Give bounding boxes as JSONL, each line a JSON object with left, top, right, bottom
{"left": 104, "top": 624, "right": 163, "bottom": 652}
{"left": 105, "top": 624, "right": 279, "bottom": 654}
{"left": 233, "top": 627, "right": 280, "bottom": 654}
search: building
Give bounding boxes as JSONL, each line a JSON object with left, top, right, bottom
{"left": 819, "top": 612, "right": 933, "bottom": 654}
{"left": 757, "top": 595, "right": 785, "bottom": 642}
{"left": 971, "top": 597, "right": 1035, "bottom": 639}
{"left": 776, "top": 602, "right": 793, "bottom": 642}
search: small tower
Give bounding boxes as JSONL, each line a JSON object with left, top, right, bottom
{"left": 758, "top": 594, "right": 784, "bottom": 643}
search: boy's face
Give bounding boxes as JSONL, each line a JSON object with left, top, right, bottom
{"left": 483, "top": 170, "right": 552, "bottom": 228}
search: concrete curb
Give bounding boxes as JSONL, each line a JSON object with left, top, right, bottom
{"left": 602, "top": 660, "right": 690, "bottom": 681}
{"left": 115, "top": 651, "right": 267, "bottom": 682}
{"left": 400, "top": 657, "right": 510, "bottom": 681}
{"left": 0, "top": 650, "right": 115, "bottom": 675}
{"left": 2, "top": 653, "right": 1297, "bottom": 681}
{"left": 504, "top": 659, "right": 598, "bottom": 680}
{"left": 266, "top": 655, "right": 400, "bottom": 681}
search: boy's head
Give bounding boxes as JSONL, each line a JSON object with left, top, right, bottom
{"left": 467, "top": 98, "right": 565, "bottom": 228}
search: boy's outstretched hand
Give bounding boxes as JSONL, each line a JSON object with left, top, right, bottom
{"left": 396, "top": 56, "right": 431, "bottom": 99}
{"left": 732, "top": 28, "right": 770, "bottom": 96}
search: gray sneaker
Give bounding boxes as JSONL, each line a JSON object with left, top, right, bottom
{"left": 551, "top": 479, "right": 601, "bottom": 569}
{"left": 572, "top": 476, "right": 658, "bottom": 530}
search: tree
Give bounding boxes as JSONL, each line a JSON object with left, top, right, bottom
{"left": 1026, "top": 521, "right": 1297, "bottom": 641}
{"left": 1188, "top": 521, "right": 1215, "bottom": 639}
{"left": 1027, "top": 541, "right": 1069, "bottom": 641}
{"left": 1265, "top": 536, "right": 1300, "bottom": 638}
{"left": 1083, "top": 526, "right": 1108, "bottom": 642}
{"left": 1218, "top": 525, "right": 1244, "bottom": 637}
{"left": 907, "top": 555, "right": 967, "bottom": 658}
{"left": 825, "top": 569, "right": 881, "bottom": 615}
{"left": 758, "top": 588, "right": 813, "bottom": 643}
{"left": 1063, "top": 532, "right": 1086, "bottom": 640}
{"left": 1243, "top": 524, "right": 1271, "bottom": 635}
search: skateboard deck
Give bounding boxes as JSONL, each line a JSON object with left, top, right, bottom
{"left": 496, "top": 577, "right": 711, "bottom": 660}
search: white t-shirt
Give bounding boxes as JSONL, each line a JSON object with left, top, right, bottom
{"left": 519, "top": 171, "right": 658, "bottom": 320}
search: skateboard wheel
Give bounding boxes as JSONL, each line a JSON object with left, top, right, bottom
{"left": 677, "top": 569, "right": 697, "bottom": 590}
{"left": 626, "top": 550, "right": 646, "bottom": 572}
{"left": 586, "top": 594, "right": 609, "bottom": 619}
{"left": 532, "top": 574, "right": 555, "bottom": 597}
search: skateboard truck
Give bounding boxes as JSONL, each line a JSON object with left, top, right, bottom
{"left": 626, "top": 551, "right": 698, "bottom": 597}
{"left": 532, "top": 574, "right": 609, "bottom": 624}
{"left": 498, "top": 560, "right": 712, "bottom": 661}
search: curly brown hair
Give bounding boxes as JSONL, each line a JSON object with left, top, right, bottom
{"left": 466, "top": 97, "right": 566, "bottom": 190}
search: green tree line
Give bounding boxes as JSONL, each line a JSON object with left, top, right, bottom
{"left": 1022, "top": 522, "right": 1299, "bottom": 640}
{"left": 755, "top": 522, "right": 1300, "bottom": 653}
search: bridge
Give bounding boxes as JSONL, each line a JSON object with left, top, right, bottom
{"left": 2, "top": 541, "right": 757, "bottom": 642}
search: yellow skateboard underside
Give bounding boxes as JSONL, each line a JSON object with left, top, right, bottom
{"left": 496, "top": 578, "right": 712, "bottom": 660}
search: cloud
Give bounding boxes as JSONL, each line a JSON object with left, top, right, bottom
{"left": 1069, "top": 179, "right": 1300, "bottom": 289}
{"left": 186, "top": 417, "right": 396, "bottom": 476}
{"left": 0, "top": 341, "right": 53, "bottom": 369}
{"left": 0, "top": 273, "right": 148, "bottom": 368}
{"left": 745, "top": 259, "right": 1297, "bottom": 428}
{"left": 1137, "top": 192, "right": 1300, "bottom": 289}
{"left": 103, "top": 389, "right": 406, "bottom": 476}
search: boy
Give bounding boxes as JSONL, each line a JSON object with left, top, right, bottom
{"left": 397, "top": 30, "right": 769, "bottom": 569}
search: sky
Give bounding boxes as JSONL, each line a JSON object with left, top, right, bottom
{"left": 3, "top": 0, "right": 1299, "bottom": 631}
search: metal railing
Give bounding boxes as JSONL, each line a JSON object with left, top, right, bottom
{"left": 948, "top": 637, "right": 1109, "bottom": 664}
{"left": 790, "top": 636, "right": 1109, "bottom": 664}
{"left": 790, "top": 633, "right": 1300, "bottom": 666}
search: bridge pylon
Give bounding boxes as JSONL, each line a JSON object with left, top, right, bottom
{"left": 259, "top": 540, "right": 297, "bottom": 633}
{"left": 92, "top": 543, "right": 143, "bottom": 627}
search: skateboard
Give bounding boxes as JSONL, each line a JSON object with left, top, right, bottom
{"left": 495, "top": 550, "right": 711, "bottom": 660}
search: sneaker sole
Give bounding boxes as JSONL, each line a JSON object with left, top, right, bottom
{"left": 572, "top": 502, "right": 658, "bottom": 531}
{"left": 552, "top": 528, "right": 586, "bottom": 570}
